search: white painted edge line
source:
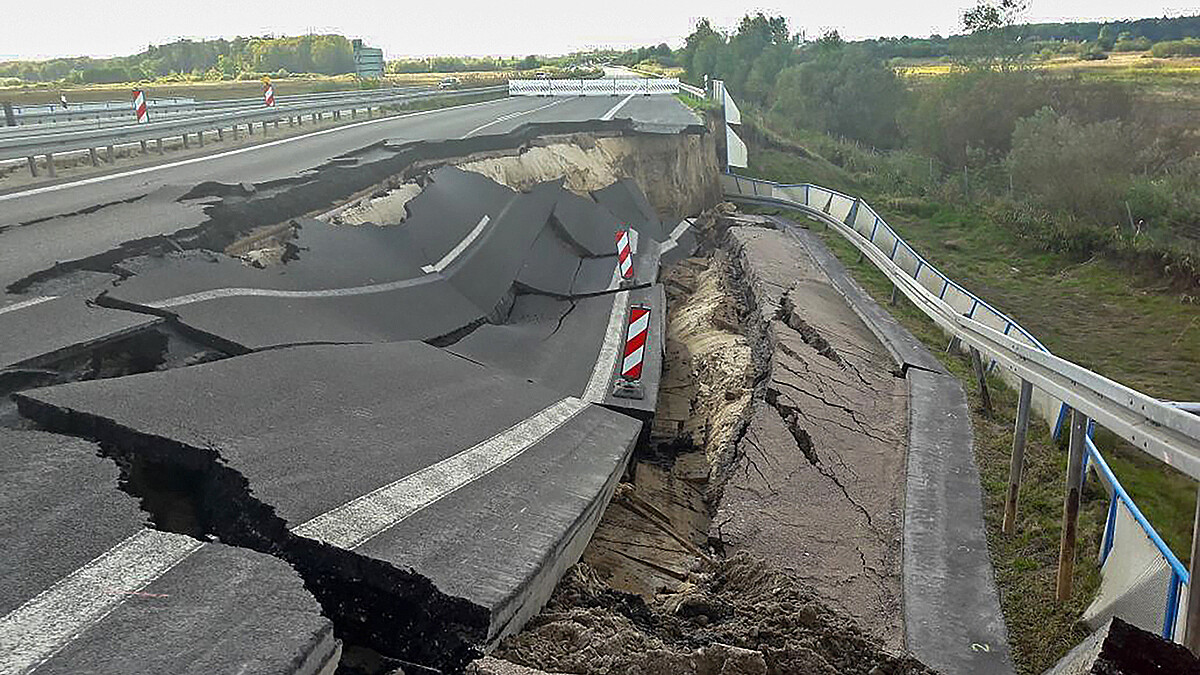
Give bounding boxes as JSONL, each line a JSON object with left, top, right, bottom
{"left": 421, "top": 215, "right": 490, "bottom": 274}
{"left": 294, "top": 397, "right": 588, "bottom": 550}
{"left": 0, "top": 241, "right": 633, "bottom": 675}
{"left": 600, "top": 93, "right": 635, "bottom": 121}
{"left": 584, "top": 289, "right": 630, "bottom": 403}
{"left": 0, "top": 529, "right": 203, "bottom": 675}
{"left": 465, "top": 98, "right": 567, "bottom": 137}
{"left": 0, "top": 96, "right": 519, "bottom": 204}
{"left": 0, "top": 295, "right": 56, "bottom": 316}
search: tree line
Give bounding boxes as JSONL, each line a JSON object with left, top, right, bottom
{"left": 672, "top": 10, "right": 1199, "bottom": 286}
{"left": 0, "top": 35, "right": 357, "bottom": 84}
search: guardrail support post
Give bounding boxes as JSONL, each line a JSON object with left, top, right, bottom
{"left": 247, "top": 123, "right": 253, "bottom": 135}
{"left": 155, "top": 139, "right": 163, "bottom": 155}
{"left": 1003, "top": 379, "right": 1034, "bottom": 534}
{"left": 105, "top": 145, "right": 114, "bottom": 163}
{"left": 45, "top": 154, "right": 55, "bottom": 177}
{"left": 26, "top": 156, "right": 37, "bottom": 177}
{"left": 196, "top": 132, "right": 204, "bottom": 147}
{"left": 139, "top": 140, "right": 148, "bottom": 155}
{"left": 969, "top": 346, "right": 993, "bottom": 415}
{"left": 88, "top": 148, "right": 99, "bottom": 167}
{"left": 181, "top": 134, "right": 189, "bottom": 149}
{"left": 1185, "top": 485, "right": 1200, "bottom": 654}
{"left": 889, "top": 284, "right": 899, "bottom": 306}
{"left": 351, "top": 108, "right": 356, "bottom": 119}
{"left": 1056, "top": 408, "right": 1087, "bottom": 602}
{"left": 217, "top": 128, "right": 224, "bottom": 141}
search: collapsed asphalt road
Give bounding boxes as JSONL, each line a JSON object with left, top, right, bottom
{"left": 1, "top": 101, "right": 713, "bottom": 675}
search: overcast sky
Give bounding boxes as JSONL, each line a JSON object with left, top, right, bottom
{"left": 2, "top": 1, "right": 1196, "bottom": 60}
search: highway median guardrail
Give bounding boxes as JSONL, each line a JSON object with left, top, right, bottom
{"left": 508, "top": 78, "right": 679, "bottom": 96}
{"left": 2, "top": 85, "right": 509, "bottom": 175}
{"left": 721, "top": 172, "right": 1200, "bottom": 646}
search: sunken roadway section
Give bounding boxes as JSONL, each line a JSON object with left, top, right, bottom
{"left": 1, "top": 113, "right": 711, "bottom": 674}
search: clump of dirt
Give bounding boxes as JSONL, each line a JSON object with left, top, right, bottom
{"left": 492, "top": 553, "right": 934, "bottom": 675}
{"left": 578, "top": 243, "right": 754, "bottom": 601}
{"left": 332, "top": 182, "right": 424, "bottom": 226}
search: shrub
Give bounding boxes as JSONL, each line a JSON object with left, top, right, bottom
{"left": 1151, "top": 38, "right": 1200, "bottom": 58}
{"left": 1007, "top": 107, "right": 1136, "bottom": 223}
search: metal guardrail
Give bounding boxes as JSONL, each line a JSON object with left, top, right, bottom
{"left": 721, "top": 172, "right": 1200, "bottom": 644}
{"left": 7, "top": 87, "right": 430, "bottom": 126}
{"left": 3, "top": 85, "right": 508, "bottom": 173}
{"left": 508, "top": 78, "right": 679, "bottom": 96}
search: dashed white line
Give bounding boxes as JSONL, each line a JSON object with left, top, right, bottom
{"left": 146, "top": 276, "right": 429, "bottom": 309}
{"left": 601, "top": 94, "right": 636, "bottom": 121}
{"left": 465, "top": 98, "right": 568, "bottom": 136}
{"left": 0, "top": 296, "right": 56, "bottom": 316}
{"left": 421, "top": 215, "right": 490, "bottom": 274}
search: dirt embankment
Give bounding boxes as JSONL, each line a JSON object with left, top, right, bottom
{"left": 457, "top": 131, "right": 720, "bottom": 223}
{"left": 478, "top": 209, "right": 928, "bottom": 675}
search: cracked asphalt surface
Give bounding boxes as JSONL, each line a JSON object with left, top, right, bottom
{"left": 0, "top": 95, "right": 707, "bottom": 674}
{"left": 714, "top": 226, "right": 908, "bottom": 650}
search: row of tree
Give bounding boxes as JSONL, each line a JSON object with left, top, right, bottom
{"left": 677, "top": 9, "right": 1197, "bottom": 280}
{"left": 0, "top": 35, "right": 357, "bottom": 83}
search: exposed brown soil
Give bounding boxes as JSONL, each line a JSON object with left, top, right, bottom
{"left": 477, "top": 207, "right": 929, "bottom": 675}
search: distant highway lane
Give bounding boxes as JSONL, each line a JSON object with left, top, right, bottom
{"left": 0, "top": 94, "right": 696, "bottom": 295}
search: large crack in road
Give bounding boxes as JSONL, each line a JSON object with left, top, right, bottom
{"left": 482, "top": 208, "right": 931, "bottom": 674}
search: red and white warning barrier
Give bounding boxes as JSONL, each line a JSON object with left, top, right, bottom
{"left": 621, "top": 304, "right": 650, "bottom": 381}
{"left": 263, "top": 82, "right": 276, "bottom": 107}
{"left": 131, "top": 90, "right": 148, "bottom": 123}
{"left": 615, "top": 228, "right": 634, "bottom": 281}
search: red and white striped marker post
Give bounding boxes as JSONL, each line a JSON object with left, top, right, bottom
{"left": 131, "top": 90, "right": 148, "bottom": 123}
{"left": 613, "top": 303, "right": 651, "bottom": 399}
{"left": 262, "top": 81, "right": 276, "bottom": 107}
{"left": 614, "top": 227, "right": 634, "bottom": 287}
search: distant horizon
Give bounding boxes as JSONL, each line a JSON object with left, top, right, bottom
{"left": 1, "top": 2, "right": 1196, "bottom": 62}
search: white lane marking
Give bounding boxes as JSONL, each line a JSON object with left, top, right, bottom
{"left": 0, "top": 529, "right": 203, "bottom": 675}
{"left": 666, "top": 218, "right": 693, "bottom": 242}
{"left": 465, "top": 98, "right": 567, "bottom": 137}
{"left": 583, "top": 289, "right": 630, "bottom": 403}
{"left": 600, "top": 94, "right": 635, "bottom": 121}
{"left": 146, "top": 214, "right": 491, "bottom": 307}
{"left": 147, "top": 275, "right": 430, "bottom": 309}
{"left": 659, "top": 219, "right": 694, "bottom": 255}
{"left": 0, "top": 97, "right": 522, "bottom": 204}
{"left": 0, "top": 295, "right": 56, "bottom": 316}
{"left": 1, "top": 251, "right": 632, "bottom": 674}
{"left": 294, "top": 397, "right": 587, "bottom": 550}
{"left": 421, "top": 215, "right": 490, "bottom": 274}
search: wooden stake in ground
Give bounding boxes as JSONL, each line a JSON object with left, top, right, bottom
{"left": 1184, "top": 483, "right": 1200, "bottom": 655}
{"left": 969, "top": 346, "right": 992, "bottom": 416}
{"left": 1056, "top": 409, "right": 1087, "bottom": 602}
{"left": 1002, "top": 379, "right": 1033, "bottom": 534}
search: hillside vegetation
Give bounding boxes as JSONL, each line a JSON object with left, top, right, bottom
{"left": 671, "top": 11, "right": 1199, "bottom": 291}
